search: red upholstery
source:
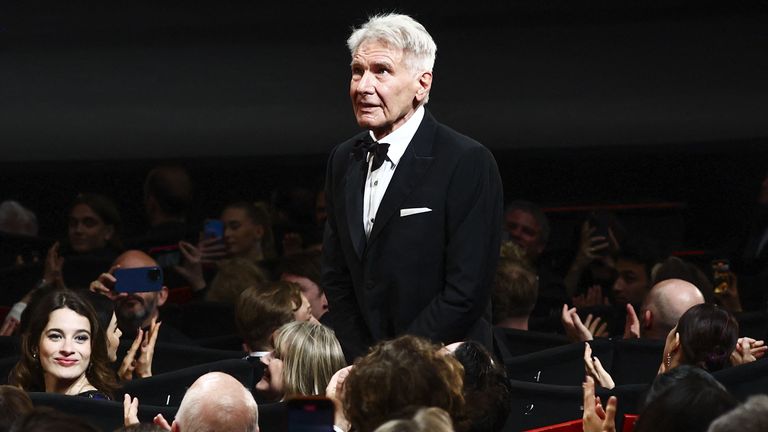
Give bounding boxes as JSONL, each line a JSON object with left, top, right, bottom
{"left": 623, "top": 414, "right": 639, "bottom": 432}
{"left": 523, "top": 419, "right": 583, "bottom": 432}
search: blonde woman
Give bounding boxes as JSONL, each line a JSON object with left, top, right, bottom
{"left": 256, "top": 321, "right": 346, "bottom": 402}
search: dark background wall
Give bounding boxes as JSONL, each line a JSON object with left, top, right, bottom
{"left": 1, "top": 1, "right": 767, "bottom": 251}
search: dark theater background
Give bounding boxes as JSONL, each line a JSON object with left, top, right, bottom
{"left": 1, "top": 0, "right": 767, "bottom": 252}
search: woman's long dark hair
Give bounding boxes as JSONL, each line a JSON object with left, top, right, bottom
{"left": 10, "top": 289, "right": 118, "bottom": 398}
{"left": 677, "top": 303, "right": 738, "bottom": 372}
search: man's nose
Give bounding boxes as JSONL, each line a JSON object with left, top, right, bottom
{"left": 357, "top": 71, "right": 375, "bottom": 93}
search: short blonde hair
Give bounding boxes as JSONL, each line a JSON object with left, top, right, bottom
{"left": 273, "top": 321, "right": 346, "bottom": 397}
{"left": 373, "top": 407, "right": 454, "bottom": 432}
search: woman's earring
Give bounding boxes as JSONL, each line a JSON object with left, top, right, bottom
{"left": 665, "top": 352, "right": 672, "bottom": 368}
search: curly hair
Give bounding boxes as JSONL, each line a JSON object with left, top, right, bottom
{"left": 676, "top": 303, "right": 738, "bottom": 372}
{"left": 343, "top": 335, "right": 466, "bottom": 432}
{"left": 10, "top": 289, "right": 118, "bottom": 398}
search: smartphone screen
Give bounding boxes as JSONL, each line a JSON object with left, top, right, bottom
{"left": 204, "top": 219, "right": 224, "bottom": 239}
{"left": 287, "top": 397, "right": 334, "bottom": 432}
{"left": 114, "top": 266, "right": 164, "bottom": 293}
{"left": 711, "top": 259, "right": 730, "bottom": 294}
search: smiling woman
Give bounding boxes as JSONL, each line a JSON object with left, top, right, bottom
{"left": 9, "top": 289, "right": 118, "bottom": 399}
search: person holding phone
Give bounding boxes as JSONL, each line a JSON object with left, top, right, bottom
{"left": 90, "top": 250, "right": 193, "bottom": 345}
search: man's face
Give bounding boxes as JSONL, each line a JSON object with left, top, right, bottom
{"left": 349, "top": 40, "right": 430, "bottom": 139}
{"left": 282, "top": 274, "right": 328, "bottom": 320}
{"left": 112, "top": 251, "right": 167, "bottom": 333}
{"left": 612, "top": 258, "right": 650, "bottom": 306}
{"left": 504, "top": 210, "right": 543, "bottom": 259}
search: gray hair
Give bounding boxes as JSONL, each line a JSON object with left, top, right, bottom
{"left": 347, "top": 14, "right": 437, "bottom": 74}
{"left": 0, "top": 200, "right": 38, "bottom": 236}
{"left": 176, "top": 372, "right": 259, "bottom": 432}
{"left": 708, "top": 395, "right": 768, "bottom": 432}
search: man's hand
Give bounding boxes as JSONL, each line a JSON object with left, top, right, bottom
{"left": 562, "top": 305, "right": 608, "bottom": 342}
{"left": 583, "top": 376, "right": 617, "bottom": 432}
{"left": 623, "top": 303, "right": 641, "bottom": 339}
{"left": 584, "top": 342, "right": 615, "bottom": 389}
{"left": 731, "top": 337, "right": 767, "bottom": 366}
{"left": 89, "top": 265, "right": 121, "bottom": 301}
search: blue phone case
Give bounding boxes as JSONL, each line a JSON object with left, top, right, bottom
{"left": 114, "top": 267, "right": 164, "bottom": 293}
{"left": 204, "top": 219, "right": 224, "bottom": 239}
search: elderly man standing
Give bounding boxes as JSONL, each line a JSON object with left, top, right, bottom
{"left": 322, "top": 14, "right": 503, "bottom": 360}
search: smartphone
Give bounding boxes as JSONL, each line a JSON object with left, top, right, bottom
{"left": 588, "top": 212, "right": 611, "bottom": 239}
{"left": 287, "top": 397, "right": 335, "bottom": 432}
{"left": 711, "top": 259, "right": 731, "bottom": 294}
{"left": 114, "top": 266, "right": 164, "bottom": 293}
{"left": 204, "top": 219, "right": 224, "bottom": 239}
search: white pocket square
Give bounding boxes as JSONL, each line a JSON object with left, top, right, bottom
{"left": 400, "top": 207, "right": 432, "bottom": 217}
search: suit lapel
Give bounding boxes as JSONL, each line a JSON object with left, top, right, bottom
{"left": 345, "top": 151, "right": 367, "bottom": 259}
{"left": 368, "top": 112, "right": 437, "bottom": 246}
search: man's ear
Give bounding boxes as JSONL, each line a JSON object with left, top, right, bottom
{"left": 642, "top": 310, "right": 653, "bottom": 330}
{"left": 157, "top": 286, "right": 169, "bottom": 307}
{"left": 414, "top": 71, "right": 433, "bottom": 103}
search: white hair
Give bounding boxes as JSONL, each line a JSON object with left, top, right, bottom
{"left": 176, "top": 373, "right": 259, "bottom": 432}
{"left": 347, "top": 13, "right": 437, "bottom": 74}
{"left": 0, "top": 200, "right": 38, "bottom": 236}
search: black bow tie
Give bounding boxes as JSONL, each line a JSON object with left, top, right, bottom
{"left": 352, "top": 135, "right": 391, "bottom": 172}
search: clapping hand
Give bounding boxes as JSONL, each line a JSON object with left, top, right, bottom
{"left": 562, "top": 305, "right": 609, "bottom": 342}
{"left": 582, "top": 376, "right": 617, "bottom": 432}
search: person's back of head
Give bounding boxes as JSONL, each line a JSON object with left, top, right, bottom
{"left": 343, "top": 335, "right": 466, "bottom": 432}
{"left": 143, "top": 166, "right": 192, "bottom": 222}
{"left": 10, "top": 407, "right": 100, "bottom": 432}
{"left": 373, "top": 407, "right": 454, "bottom": 432}
{"left": 492, "top": 256, "right": 538, "bottom": 329}
{"left": 707, "top": 394, "right": 768, "bottom": 432}
{"left": 676, "top": 303, "right": 738, "bottom": 372}
{"left": 451, "top": 342, "right": 511, "bottom": 432}
{"left": 635, "top": 365, "right": 736, "bottom": 432}
{"left": 235, "top": 281, "right": 302, "bottom": 352}
{"left": 274, "top": 321, "right": 346, "bottom": 397}
{"left": 642, "top": 278, "right": 704, "bottom": 339}
{"left": 0, "top": 201, "right": 38, "bottom": 236}
{"left": 652, "top": 256, "right": 715, "bottom": 303}
{"left": 207, "top": 257, "right": 269, "bottom": 304}
{"left": 174, "top": 372, "right": 258, "bottom": 432}
{"left": 0, "top": 385, "right": 33, "bottom": 432}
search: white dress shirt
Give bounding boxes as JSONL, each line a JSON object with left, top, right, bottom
{"left": 363, "top": 106, "right": 425, "bottom": 237}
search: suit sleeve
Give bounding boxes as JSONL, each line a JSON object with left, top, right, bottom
{"left": 407, "top": 145, "right": 503, "bottom": 344}
{"left": 321, "top": 146, "right": 372, "bottom": 361}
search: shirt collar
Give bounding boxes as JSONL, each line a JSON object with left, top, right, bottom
{"left": 368, "top": 105, "right": 425, "bottom": 167}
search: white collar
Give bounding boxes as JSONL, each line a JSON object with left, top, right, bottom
{"left": 368, "top": 105, "right": 425, "bottom": 167}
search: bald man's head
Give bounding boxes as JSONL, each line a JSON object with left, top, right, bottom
{"left": 112, "top": 250, "right": 168, "bottom": 332}
{"left": 173, "top": 372, "right": 259, "bottom": 432}
{"left": 641, "top": 278, "right": 705, "bottom": 339}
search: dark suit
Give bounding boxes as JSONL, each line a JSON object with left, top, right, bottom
{"left": 322, "top": 110, "right": 503, "bottom": 359}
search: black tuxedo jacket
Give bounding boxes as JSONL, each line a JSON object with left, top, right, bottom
{"left": 322, "top": 110, "right": 503, "bottom": 359}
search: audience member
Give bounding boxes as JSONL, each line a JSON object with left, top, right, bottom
{"left": 221, "top": 201, "right": 277, "bottom": 264}
{"left": 707, "top": 394, "right": 768, "bottom": 432}
{"left": 256, "top": 320, "right": 345, "bottom": 402}
{"left": 276, "top": 250, "right": 328, "bottom": 320}
{"left": 206, "top": 257, "right": 269, "bottom": 304}
{"left": 626, "top": 278, "right": 705, "bottom": 340}
{"left": 0, "top": 385, "right": 33, "bottom": 432}
{"left": 492, "top": 245, "right": 538, "bottom": 330}
{"left": 10, "top": 289, "right": 117, "bottom": 398}
{"left": 90, "top": 250, "right": 191, "bottom": 344}
{"left": 236, "top": 281, "right": 315, "bottom": 356}
{"left": 563, "top": 213, "right": 622, "bottom": 299}
{"left": 634, "top": 365, "right": 737, "bottom": 432}
{"left": 338, "top": 335, "right": 467, "bottom": 432}
{"left": 450, "top": 341, "right": 511, "bottom": 432}
{"left": 651, "top": 256, "right": 715, "bottom": 302}
{"left": 125, "top": 372, "right": 258, "bottom": 432}
{"left": 0, "top": 200, "right": 38, "bottom": 237}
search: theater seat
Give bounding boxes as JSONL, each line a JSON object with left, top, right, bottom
{"left": 610, "top": 338, "right": 663, "bottom": 385}
{"left": 713, "top": 357, "right": 768, "bottom": 401}
{"left": 493, "top": 327, "right": 570, "bottom": 364}
{"left": 522, "top": 419, "right": 582, "bottom": 432}
{"left": 29, "top": 391, "right": 177, "bottom": 431}
{"left": 121, "top": 358, "right": 264, "bottom": 406}
{"left": 117, "top": 340, "right": 244, "bottom": 375}
{"left": 0, "top": 355, "right": 19, "bottom": 385}
{"left": 504, "top": 339, "right": 613, "bottom": 386}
